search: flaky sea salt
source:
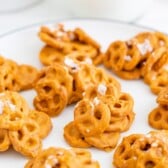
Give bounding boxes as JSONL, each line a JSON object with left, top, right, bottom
{"left": 93, "top": 97, "right": 100, "bottom": 106}
{"left": 97, "top": 84, "right": 107, "bottom": 95}
{"left": 64, "top": 57, "right": 79, "bottom": 72}
{"left": 84, "top": 58, "right": 92, "bottom": 64}
{"left": 137, "top": 39, "right": 153, "bottom": 55}
{"left": 124, "top": 55, "right": 132, "bottom": 61}
{"left": 44, "top": 155, "right": 59, "bottom": 168}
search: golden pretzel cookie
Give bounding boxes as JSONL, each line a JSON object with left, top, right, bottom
{"left": 16, "top": 64, "right": 39, "bottom": 90}
{"left": 85, "top": 131, "right": 120, "bottom": 151}
{"left": 63, "top": 121, "right": 91, "bottom": 148}
{"left": 37, "top": 64, "right": 73, "bottom": 98}
{"left": 0, "top": 91, "right": 29, "bottom": 130}
{"left": 28, "top": 110, "right": 52, "bottom": 139}
{"left": 34, "top": 85, "right": 68, "bottom": 116}
{"left": 9, "top": 118, "right": 42, "bottom": 158}
{"left": 74, "top": 98, "right": 111, "bottom": 137}
{"left": 143, "top": 47, "right": 168, "bottom": 84}
{"left": 154, "top": 31, "right": 168, "bottom": 47}
{"left": 156, "top": 87, "right": 168, "bottom": 105}
{"left": 113, "top": 131, "right": 168, "bottom": 168}
{"left": 104, "top": 41, "right": 127, "bottom": 70}
{"left": 24, "top": 147, "right": 100, "bottom": 168}
{"left": 39, "top": 45, "right": 65, "bottom": 66}
{"left": 148, "top": 106, "right": 168, "bottom": 129}
{"left": 39, "top": 25, "right": 101, "bottom": 65}
{"left": 0, "top": 128, "right": 10, "bottom": 152}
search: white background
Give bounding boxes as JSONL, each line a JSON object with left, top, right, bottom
{"left": 0, "top": 0, "right": 168, "bottom": 34}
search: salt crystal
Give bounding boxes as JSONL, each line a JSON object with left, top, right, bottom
{"left": 6, "top": 100, "right": 16, "bottom": 111}
{"left": 64, "top": 57, "right": 79, "bottom": 72}
{"left": 137, "top": 39, "right": 153, "bottom": 55}
{"left": 44, "top": 155, "right": 59, "bottom": 168}
{"left": 124, "top": 55, "right": 132, "bottom": 61}
{"left": 84, "top": 58, "right": 92, "bottom": 64}
{"left": 93, "top": 97, "right": 100, "bottom": 106}
{"left": 97, "top": 84, "right": 107, "bottom": 95}
{"left": 151, "top": 142, "right": 158, "bottom": 147}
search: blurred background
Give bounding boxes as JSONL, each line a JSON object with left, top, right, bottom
{"left": 0, "top": 0, "right": 168, "bottom": 34}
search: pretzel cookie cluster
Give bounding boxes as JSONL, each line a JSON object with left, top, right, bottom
{"left": 39, "top": 24, "right": 103, "bottom": 66}
{"left": 64, "top": 83, "right": 135, "bottom": 151}
{"left": 34, "top": 55, "right": 120, "bottom": 116}
{"left": 0, "top": 55, "right": 39, "bottom": 92}
{"left": 103, "top": 32, "right": 168, "bottom": 94}
{"left": 0, "top": 91, "right": 52, "bottom": 157}
{"left": 113, "top": 130, "right": 168, "bottom": 168}
{"left": 25, "top": 147, "right": 100, "bottom": 168}
{"left": 148, "top": 87, "right": 168, "bottom": 129}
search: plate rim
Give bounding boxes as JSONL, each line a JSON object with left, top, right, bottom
{"left": 0, "top": 17, "right": 157, "bottom": 39}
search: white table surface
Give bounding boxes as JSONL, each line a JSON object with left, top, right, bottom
{"left": 0, "top": 0, "right": 168, "bottom": 35}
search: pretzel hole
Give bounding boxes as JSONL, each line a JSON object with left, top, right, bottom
{"left": 72, "top": 80, "right": 76, "bottom": 91}
{"left": 94, "top": 110, "right": 102, "bottom": 120}
{"left": 158, "top": 82, "right": 166, "bottom": 87}
{"left": 140, "top": 143, "right": 151, "bottom": 151}
{"left": 26, "top": 124, "right": 37, "bottom": 133}
{"left": 154, "top": 112, "right": 161, "bottom": 121}
{"left": 43, "top": 86, "right": 52, "bottom": 93}
{"left": 114, "top": 103, "right": 121, "bottom": 108}
{"left": 17, "top": 130, "right": 24, "bottom": 140}
{"left": 117, "top": 145, "right": 126, "bottom": 155}
{"left": 26, "top": 138, "right": 37, "bottom": 147}
{"left": 145, "top": 161, "right": 155, "bottom": 168}
{"left": 123, "top": 153, "right": 131, "bottom": 160}
{"left": 4, "top": 74, "right": 8, "bottom": 80}
{"left": 0, "top": 133, "right": 5, "bottom": 143}
{"left": 40, "top": 100, "right": 48, "bottom": 108}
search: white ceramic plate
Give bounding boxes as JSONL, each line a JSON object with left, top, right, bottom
{"left": 0, "top": 19, "right": 157, "bottom": 168}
